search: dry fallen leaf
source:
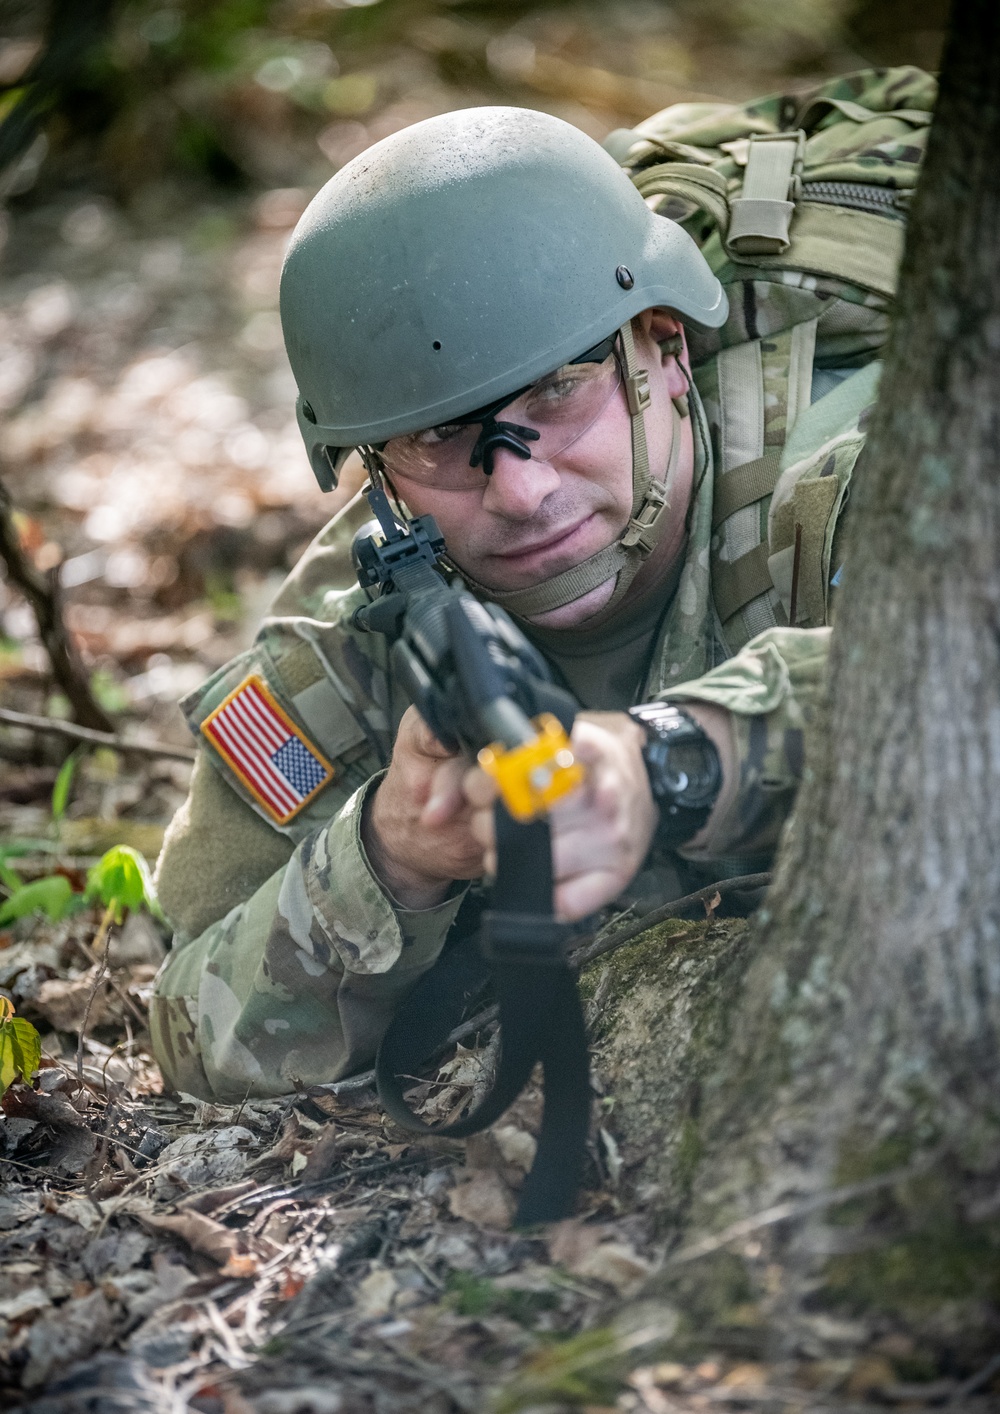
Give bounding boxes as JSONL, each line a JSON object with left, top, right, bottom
{"left": 493, "top": 1124, "right": 537, "bottom": 1174}
{"left": 355, "top": 1266, "right": 400, "bottom": 1319}
{"left": 32, "top": 972, "right": 117, "bottom": 1031}
{"left": 448, "top": 1169, "right": 515, "bottom": 1230}
{"left": 140, "top": 1209, "right": 272, "bottom": 1269}
{"left": 547, "top": 1218, "right": 651, "bottom": 1295}
{"left": 720, "top": 1362, "right": 768, "bottom": 1389}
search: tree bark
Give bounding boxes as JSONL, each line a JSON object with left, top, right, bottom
{"left": 662, "top": 0, "right": 1000, "bottom": 1363}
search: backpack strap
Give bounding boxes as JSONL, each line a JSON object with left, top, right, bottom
{"left": 711, "top": 447, "right": 784, "bottom": 528}
{"left": 710, "top": 318, "right": 818, "bottom": 649}
{"left": 630, "top": 162, "right": 731, "bottom": 230}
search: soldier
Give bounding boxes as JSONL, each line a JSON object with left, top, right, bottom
{"left": 150, "top": 87, "right": 923, "bottom": 1100}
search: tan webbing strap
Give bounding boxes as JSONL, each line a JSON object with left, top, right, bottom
{"left": 727, "top": 130, "right": 804, "bottom": 257}
{"left": 711, "top": 447, "right": 784, "bottom": 530}
{"left": 618, "top": 317, "right": 652, "bottom": 520}
{"left": 461, "top": 321, "right": 683, "bottom": 619}
{"left": 713, "top": 542, "right": 775, "bottom": 626}
{"left": 472, "top": 542, "right": 628, "bottom": 619}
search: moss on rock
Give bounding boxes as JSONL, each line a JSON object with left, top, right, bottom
{"left": 586, "top": 915, "right": 755, "bottom": 1225}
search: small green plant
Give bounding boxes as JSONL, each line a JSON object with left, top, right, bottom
{"left": 85, "top": 845, "right": 160, "bottom": 925}
{"left": 0, "top": 996, "right": 42, "bottom": 1098}
{"left": 84, "top": 843, "right": 162, "bottom": 954}
{"left": 0, "top": 839, "right": 79, "bottom": 926}
{"left": 51, "top": 748, "right": 82, "bottom": 822}
{"left": 0, "top": 844, "right": 160, "bottom": 933}
{"left": 0, "top": 874, "right": 76, "bottom": 926}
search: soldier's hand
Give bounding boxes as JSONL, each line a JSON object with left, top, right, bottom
{"left": 362, "top": 705, "right": 485, "bottom": 909}
{"left": 464, "top": 711, "right": 657, "bottom": 921}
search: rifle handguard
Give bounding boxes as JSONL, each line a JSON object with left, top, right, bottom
{"left": 477, "top": 713, "right": 584, "bottom": 822}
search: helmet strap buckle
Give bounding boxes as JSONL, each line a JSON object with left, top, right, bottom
{"left": 626, "top": 368, "right": 651, "bottom": 416}
{"left": 621, "top": 481, "right": 668, "bottom": 554}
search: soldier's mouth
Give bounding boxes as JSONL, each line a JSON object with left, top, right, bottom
{"left": 491, "top": 515, "right": 595, "bottom": 565}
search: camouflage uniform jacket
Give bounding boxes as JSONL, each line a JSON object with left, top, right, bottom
{"left": 150, "top": 358, "right": 878, "bottom": 1101}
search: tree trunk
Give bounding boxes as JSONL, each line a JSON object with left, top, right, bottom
{"left": 654, "top": 0, "right": 1000, "bottom": 1366}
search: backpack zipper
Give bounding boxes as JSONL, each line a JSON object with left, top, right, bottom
{"left": 800, "top": 181, "right": 908, "bottom": 217}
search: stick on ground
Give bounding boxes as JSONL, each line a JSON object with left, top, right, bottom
{"left": 0, "top": 706, "right": 197, "bottom": 763}
{"left": 0, "top": 476, "right": 114, "bottom": 732}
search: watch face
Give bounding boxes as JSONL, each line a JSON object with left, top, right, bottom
{"left": 661, "top": 739, "right": 717, "bottom": 804}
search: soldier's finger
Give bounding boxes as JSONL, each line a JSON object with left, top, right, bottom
{"left": 462, "top": 764, "right": 499, "bottom": 809}
{"left": 555, "top": 867, "right": 620, "bottom": 922}
{"left": 422, "top": 757, "right": 468, "bottom": 825}
{"left": 468, "top": 803, "right": 496, "bottom": 851}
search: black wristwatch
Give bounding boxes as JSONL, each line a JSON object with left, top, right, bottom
{"left": 628, "top": 702, "right": 722, "bottom": 851}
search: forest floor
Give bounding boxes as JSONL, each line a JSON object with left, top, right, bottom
{"left": 3, "top": 4, "right": 988, "bottom": 1411}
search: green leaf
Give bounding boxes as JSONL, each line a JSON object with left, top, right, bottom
{"left": 85, "top": 845, "right": 158, "bottom": 923}
{"left": 0, "top": 852, "right": 23, "bottom": 893}
{"left": 0, "top": 1015, "right": 43, "bottom": 1095}
{"left": 51, "top": 748, "right": 82, "bottom": 822}
{"left": 0, "top": 875, "right": 75, "bottom": 926}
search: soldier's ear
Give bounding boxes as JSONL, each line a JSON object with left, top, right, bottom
{"left": 642, "top": 306, "right": 685, "bottom": 349}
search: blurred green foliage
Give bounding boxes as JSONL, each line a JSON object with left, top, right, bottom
{"left": 0, "top": 0, "right": 946, "bottom": 196}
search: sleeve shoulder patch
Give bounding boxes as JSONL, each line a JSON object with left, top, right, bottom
{"left": 201, "top": 673, "right": 335, "bottom": 826}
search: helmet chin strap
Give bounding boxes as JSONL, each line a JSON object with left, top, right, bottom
{"left": 459, "top": 318, "right": 688, "bottom": 621}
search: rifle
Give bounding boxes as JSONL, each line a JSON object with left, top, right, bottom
{"left": 352, "top": 479, "right": 592, "bottom": 1224}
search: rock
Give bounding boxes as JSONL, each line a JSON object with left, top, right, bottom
{"left": 586, "top": 917, "right": 753, "bottom": 1218}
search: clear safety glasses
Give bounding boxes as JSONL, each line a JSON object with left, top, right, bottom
{"left": 378, "top": 334, "right": 624, "bottom": 491}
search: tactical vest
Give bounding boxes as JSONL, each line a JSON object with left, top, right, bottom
{"left": 182, "top": 66, "right": 934, "bottom": 840}
{"left": 609, "top": 64, "right": 934, "bottom": 649}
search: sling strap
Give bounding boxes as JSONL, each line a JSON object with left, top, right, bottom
{"left": 376, "top": 805, "right": 591, "bottom": 1227}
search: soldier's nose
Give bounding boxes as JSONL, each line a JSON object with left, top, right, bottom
{"left": 481, "top": 447, "right": 560, "bottom": 518}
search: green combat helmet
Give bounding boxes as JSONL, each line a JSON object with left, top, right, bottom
{"left": 279, "top": 106, "right": 728, "bottom": 616}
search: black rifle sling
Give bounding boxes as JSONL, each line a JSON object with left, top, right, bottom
{"left": 376, "top": 805, "right": 591, "bottom": 1226}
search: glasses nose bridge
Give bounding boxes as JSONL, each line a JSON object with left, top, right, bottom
{"left": 479, "top": 438, "right": 561, "bottom": 511}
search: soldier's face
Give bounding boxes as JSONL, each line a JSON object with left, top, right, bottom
{"left": 392, "top": 309, "right": 695, "bottom": 627}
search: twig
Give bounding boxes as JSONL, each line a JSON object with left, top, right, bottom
{"left": 570, "top": 872, "right": 772, "bottom": 972}
{"left": 76, "top": 903, "right": 115, "bottom": 1084}
{"left": 69, "top": 934, "right": 148, "bottom": 1029}
{"left": 0, "top": 475, "right": 113, "bottom": 731}
{"left": 0, "top": 706, "right": 197, "bottom": 762}
{"left": 213, "top": 1152, "right": 436, "bottom": 1217}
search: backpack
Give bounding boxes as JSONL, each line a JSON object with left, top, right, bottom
{"left": 606, "top": 66, "right": 936, "bottom": 649}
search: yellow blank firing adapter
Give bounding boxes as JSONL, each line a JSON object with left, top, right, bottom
{"left": 477, "top": 713, "right": 585, "bottom": 823}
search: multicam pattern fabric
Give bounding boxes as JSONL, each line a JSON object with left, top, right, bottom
{"left": 151, "top": 363, "right": 879, "bottom": 1100}
{"left": 151, "top": 66, "right": 926, "bottom": 1100}
{"left": 150, "top": 780, "right": 465, "bottom": 1100}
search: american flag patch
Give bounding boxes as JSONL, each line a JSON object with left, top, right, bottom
{"left": 201, "top": 674, "right": 334, "bottom": 824}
